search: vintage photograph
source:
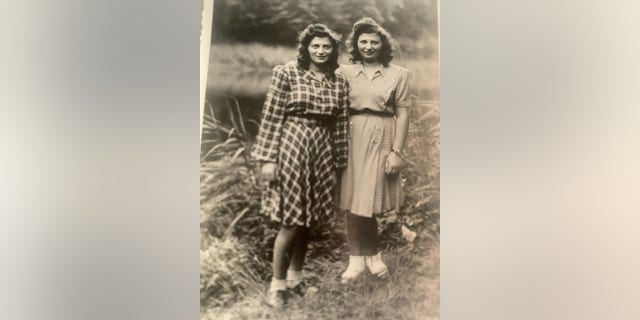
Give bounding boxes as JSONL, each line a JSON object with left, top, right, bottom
{"left": 200, "top": 1, "right": 440, "bottom": 318}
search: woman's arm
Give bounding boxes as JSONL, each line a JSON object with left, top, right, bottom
{"left": 251, "top": 66, "right": 289, "bottom": 180}
{"left": 386, "top": 107, "right": 409, "bottom": 173}
{"left": 333, "top": 80, "right": 349, "bottom": 171}
{"left": 386, "top": 69, "right": 411, "bottom": 173}
{"left": 392, "top": 107, "right": 410, "bottom": 153}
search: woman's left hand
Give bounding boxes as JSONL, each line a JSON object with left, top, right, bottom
{"left": 385, "top": 151, "right": 404, "bottom": 175}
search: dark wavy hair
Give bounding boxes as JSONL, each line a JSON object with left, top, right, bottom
{"left": 346, "top": 17, "right": 394, "bottom": 67}
{"left": 296, "top": 23, "right": 342, "bottom": 77}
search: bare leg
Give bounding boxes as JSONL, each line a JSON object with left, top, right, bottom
{"left": 266, "top": 225, "right": 303, "bottom": 308}
{"left": 272, "top": 225, "right": 298, "bottom": 280}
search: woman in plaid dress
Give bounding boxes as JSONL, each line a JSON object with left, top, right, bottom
{"left": 251, "top": 24, "right": 349, "bottom": 307}
{"left": 339, "top": 18, "right": 411, "bottom": 283}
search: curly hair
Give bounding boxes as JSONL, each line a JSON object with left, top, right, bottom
{"left": 296, "top": 23, "right": 342, "bottom": 77}
{"left": 346, "top": 17, "right": 394, "bottom": 67}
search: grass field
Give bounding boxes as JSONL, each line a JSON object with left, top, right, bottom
{"left": 207, "top": 43, "right": 439, "bottom": 100}
{"left": 201, "top": 42, "right": 440, "bottom": 319}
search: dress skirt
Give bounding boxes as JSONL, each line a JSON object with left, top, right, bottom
{"left": 261, "top": 117, "right": 336, "bottom": 227}
{"left": 340, "top": 114, "right": 402, "bottom": 217}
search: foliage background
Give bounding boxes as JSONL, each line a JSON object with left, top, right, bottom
{"left": 211, "top": 0, "right": 438, "bottom": 57}
{"left": 201, "top": 0, "right": 440, "bottom": 318}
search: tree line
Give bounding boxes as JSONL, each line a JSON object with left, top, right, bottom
{"left": 211, "top": 0, "right": 438, "bottom": 57}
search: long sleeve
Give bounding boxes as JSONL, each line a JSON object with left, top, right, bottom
{"left": 251, "top": 65, "right": 289, "bottom": 163}
{"left": 333, "top": 80, "right": 349, "bottom": 170}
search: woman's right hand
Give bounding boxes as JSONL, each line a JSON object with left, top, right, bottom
{"left": 260, "top": 162, "right": 278, "bottom": 182}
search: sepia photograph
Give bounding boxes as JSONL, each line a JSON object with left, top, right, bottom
{"left": 200, "top": 0, "right": 440, "bottom": 318}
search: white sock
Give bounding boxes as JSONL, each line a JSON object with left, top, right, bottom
{"left": 366, "top": 253, "right": 388, "bottom": 276}
{"left": 348, "top": 255, "right": 365, "bottom": 267}
{"left": 286, "top": 269, "right": 303, "bottom": 288}
{"left": 269, "top": 278, "right": 287, "bottom": 292}
{"left": 342, "top": 256, "right": 365, "bottom": 274}
{"left": 370, "top": 252, "right": 384, "bottom": 264}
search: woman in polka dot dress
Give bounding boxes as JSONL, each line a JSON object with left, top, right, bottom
{"left": 339, "top": 18, "right": 411, "bottom": 283}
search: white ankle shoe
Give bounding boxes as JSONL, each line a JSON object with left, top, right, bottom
{"left": 341, "top": 256, "right": 365, "bottom": 283}
{"left": 366, "top": 253, "right": 389, "bottom": 278}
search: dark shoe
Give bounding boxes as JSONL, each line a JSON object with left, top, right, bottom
{"left": 264, "top": 290, "right": 287, "bottom": 309}
{"left": 288, "top": 282, "right": 307, "bottom": 297}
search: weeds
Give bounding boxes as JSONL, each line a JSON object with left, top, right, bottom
{"left": 200, "top": 236, "right": 264, "bottom": 308}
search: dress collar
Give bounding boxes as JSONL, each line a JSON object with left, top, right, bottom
{"left": 355, "top": 63, "right": 385, "bottom": 80}
{"left": 302, "top": 68, "right": 335, "bottom": 89}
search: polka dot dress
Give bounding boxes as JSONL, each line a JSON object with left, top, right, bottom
{"left": 338, "top": 63, "right": 410, "bottom": 217}
{"left": 340, "top": 114, "right": 401, "bottom": 217}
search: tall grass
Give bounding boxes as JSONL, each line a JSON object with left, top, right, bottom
{"left": 200, "top": 237, "right": 264, "bottom": 308}
{"left": 200, "top": 100, "right": 439, "bottom": 319}
{"left": 200, "top": 102, "right": 276, "bottom": 313}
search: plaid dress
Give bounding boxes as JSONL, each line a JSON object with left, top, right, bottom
{"left": 252, "top": 61, "right": 349, "bottom": 227}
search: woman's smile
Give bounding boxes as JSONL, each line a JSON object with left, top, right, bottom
{"left": 308, "top": 37, "right": 333, "bottom": 66}
{"left": 357, "top": 33, "right": 382, "bottom": 63}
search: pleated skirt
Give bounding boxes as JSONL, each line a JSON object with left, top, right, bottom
{"left": 340, "top": 114, "right": 402, "bottom": 217}
{"left": 261, "top": 118, "right": 336, "bottom": 227}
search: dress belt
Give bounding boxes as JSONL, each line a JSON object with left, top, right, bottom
{"left": 348, "top": 108, "right": 395, "bottom": 118}
{"left": 287, "top": 113, "right": 334, "bottom": 128}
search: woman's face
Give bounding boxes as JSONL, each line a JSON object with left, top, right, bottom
{"left": 357, "top": 32, "right": 382, "bottom": 63}
{"left": 307, "top": 37, "right": 333, "bottom": 67}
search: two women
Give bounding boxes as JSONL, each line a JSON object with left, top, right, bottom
{"left": 252, "top": 18, "right": 410, "bottom": 307}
